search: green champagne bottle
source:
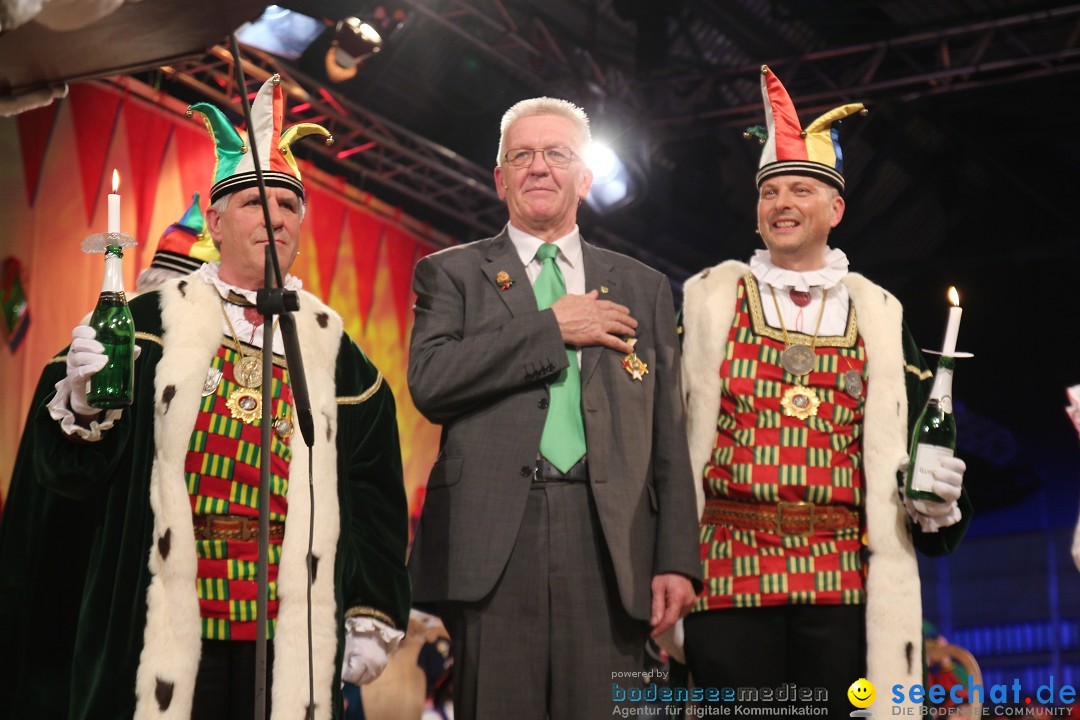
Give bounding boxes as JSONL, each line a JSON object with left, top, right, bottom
{"left": 87, "top": 244, "right": 134, "bottom": 409}
{"left": 905, "top": 355, "right": 956, "bottom": 502}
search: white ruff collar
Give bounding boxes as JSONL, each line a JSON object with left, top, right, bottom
{"left": 749, "top": 247, "right": 849, "bottom": 292}
{"left": 196, "top": 262, "right": 302, "bottom": 302}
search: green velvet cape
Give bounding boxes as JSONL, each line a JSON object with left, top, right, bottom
{"left": 0, "top": 276, "right": 410, "bottom": 719}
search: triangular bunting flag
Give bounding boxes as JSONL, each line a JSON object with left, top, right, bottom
{"left": 124, "top": 99, "right": 174, "bottom": 267}
{"left": 174, "top": 120, "right": 215, "bottom": 201}
{"left": 347, "top": 208, "right": 384, "bottom": 328}
{"left": 68, "top": 83, "right": 123, "bottom": 226}
{"left": 15, "top": 102, "right": 60, "bottom": 207}
{"left": 383, "top": 223, "right": 418, "bottom": 345}
{"left": 305, "top": 180, "right": 348, "bottom": 300}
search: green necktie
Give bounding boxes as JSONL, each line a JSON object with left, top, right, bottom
{"left": 533, "top": 243, "right": 586, "bottom": 473}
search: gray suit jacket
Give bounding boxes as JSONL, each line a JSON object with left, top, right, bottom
{"left": 407, "top": 230, "right": 701, "bottom": 620}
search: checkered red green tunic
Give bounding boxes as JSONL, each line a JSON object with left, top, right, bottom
{"left": 186, "top": 342, "right": 293, "bottom": 640}
{"left": 696, "top": 275, "right": 868, "bottom": 611}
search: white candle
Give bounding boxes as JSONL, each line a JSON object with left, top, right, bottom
{"left": 108, "top": 169, "right": 120, "bottom": 234}
{"left": 941, "top": 286, "right": 962, "bottom": 356}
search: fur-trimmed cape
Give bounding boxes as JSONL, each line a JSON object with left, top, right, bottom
{"left": 10, "top": 274, "right": 410, "bottom": 719}
{"left": 680, "top": 260, "right": 965, "bottom": 713}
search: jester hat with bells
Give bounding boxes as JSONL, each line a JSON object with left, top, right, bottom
{"left": 753, "top": 65, "right": 866, "bottom": 193}
{"left": 187, "top": 74, "right": 333, "bottom": 204}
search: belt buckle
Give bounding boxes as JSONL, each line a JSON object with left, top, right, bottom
{"left": 775, "top": 501, "right": 815, "bottom": 538}
{"left": 203, "top": 514, "right": 256, "bottom": 541}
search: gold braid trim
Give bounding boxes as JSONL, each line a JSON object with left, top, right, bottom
{"left": 338, "top": 372, "right": 383, "bottom": 405}
{"left": 744, "top": 273, "right": 858, "bottom": 347}
{"left": 905, "top": 363, "right": 933, "bottom": 381}
{"left": 344, "top": 605, "right": 397, "bottom": 629}
{"left": 48, "top": 331, "right": 163, "bottom": 364}
{"left": 220, "top": 335, "right": 288, "bottom": 369}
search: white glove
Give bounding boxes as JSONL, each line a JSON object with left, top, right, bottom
{"left": 340, "top": 617, "right": 404, "bottom": 686}
{"left": 1066, "top": 385, "right": 1080, "bottom": 439}
{"left": 65, "top": 325, "right": 108, "bottom": 417}
{"left": 1072, "top": 518, "right": 1080, "bottom": 573}
{"left": 47, "top": 324, "right": 140, "bottom": 439}
{"left": 901, "top": 455, "right": 965, "bottom": 533}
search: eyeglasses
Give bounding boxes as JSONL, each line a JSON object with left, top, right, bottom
{"left": 502, "top": 146, "right": 577, "bottom": 168}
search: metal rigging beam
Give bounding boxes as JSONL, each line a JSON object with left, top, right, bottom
{"left": 653, "top": 5, "right": 1080, "bottom": 130}
{"left": 156, "top": 44, "right": 679, "bottom": 277}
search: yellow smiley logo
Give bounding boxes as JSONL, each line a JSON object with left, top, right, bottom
{"left": 847, "top": 678, "right": 876, "bottom": 708}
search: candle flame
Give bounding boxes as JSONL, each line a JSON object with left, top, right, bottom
{"left": 948, "top": 286, "right": 959, "bottom": 306}
{"left": 111, "top": 169, "right": 120, "bottom": 193}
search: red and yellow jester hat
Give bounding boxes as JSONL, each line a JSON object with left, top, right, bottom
{"left": 755, "top": 65, "right": 866, "bottom": 192}
{"left": 187, "top": 74, "right": 333, "bottom": 204}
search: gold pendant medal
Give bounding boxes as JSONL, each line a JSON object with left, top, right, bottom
{"left": 219, "top": 298, "right": 279, "bottom": 425}
{"left": 233, "top": 355, "right": 263, "bottom": 388}
{"left": 780, "top": 343, "right": 815, "bottom": 376}
{"left": 769, "top": 285, "right": 828, "bottom": 422}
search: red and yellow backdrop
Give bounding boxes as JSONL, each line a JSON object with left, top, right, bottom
{"left": 0, "top": 80, "right": 445, "bottom": 523}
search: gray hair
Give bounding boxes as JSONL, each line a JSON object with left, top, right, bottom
{"left": 208, "top": 190, "right": 306, "bottom": 250}
{"left": 496, "top": 97, "right": 591, "bottom": 166}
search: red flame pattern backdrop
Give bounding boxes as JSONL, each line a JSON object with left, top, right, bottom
{"left": 0, "top": 81, "right": 444, "bottom": 527}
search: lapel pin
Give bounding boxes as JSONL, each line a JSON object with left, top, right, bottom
{"left": 622, "top": 338, "right": 648, "bottom": 381}
{"left": 495, "top": 270, "right": 513, "bottom": 291}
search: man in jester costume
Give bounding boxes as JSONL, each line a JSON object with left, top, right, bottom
{"left": 0, "top": 194, "right": 218, "bottom": 718}
{"left": 674, "top": 66, "right": 971, "bottom": 716}
{"left": 0, "top": 75, "right": 410, "bottom": 719}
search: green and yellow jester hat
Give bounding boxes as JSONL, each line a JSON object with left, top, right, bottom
{"left": 187, "top": 74, "right": 332, "bottom": 204}
{"left": 755, "top": 65, "right": 866, "bottom": 192}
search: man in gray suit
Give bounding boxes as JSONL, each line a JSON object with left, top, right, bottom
{"left": 407, "top": 97, "right": 702, "bottom": 719}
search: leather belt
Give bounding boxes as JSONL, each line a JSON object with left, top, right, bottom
{"left": 702, "top": 498, "right": 859, "bottom": 538}
{"left": 533, "top": 457, "right": 588, "bottom": 483}
{"left": 192, "top": 514, "right": 285, "bottom": 542}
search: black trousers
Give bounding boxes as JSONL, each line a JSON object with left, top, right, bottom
{"left": 191, "top": 639, "right": 275, "bottom": 720}
{"left": 684, "top": 605, "right": 866, "bottom": 718}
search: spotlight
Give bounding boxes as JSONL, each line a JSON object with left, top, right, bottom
{"left": 585, "top": 140, "right": 642, "bottom": 214}
{"left": 585, "top": 142, "right": 619, "bottom": 181}
{"left": 235, "top": 5, "right": 326, "bottom": 60}
{"left": 325, "top": 17, "right": 384, "bottom": 82}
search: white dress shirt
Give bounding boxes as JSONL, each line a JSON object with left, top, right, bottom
{"left": 749, "top": 247, "right": 852, "bottom": 337}
{"left": 196, "top": 262, "right": 303, "bottom": 355}
{"left": 506, "top": 223, "right": 584, "bottom": 366}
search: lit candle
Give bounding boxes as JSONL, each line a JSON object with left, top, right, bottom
{"left": 108, "top": 169, "right": 120, "bottom": 234}
{"left": 941, "top": 286, "right": 962, "bottom": 356}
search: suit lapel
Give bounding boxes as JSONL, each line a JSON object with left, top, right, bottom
{"left": 481, "top": 230, "right": 537, "bottom": 318}
{"left": 580, "top": 240, "right": 617, "bottom": 389}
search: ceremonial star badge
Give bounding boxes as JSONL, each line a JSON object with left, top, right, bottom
{"left": 622, "top": 338, "right": 648, "bottom": 381}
